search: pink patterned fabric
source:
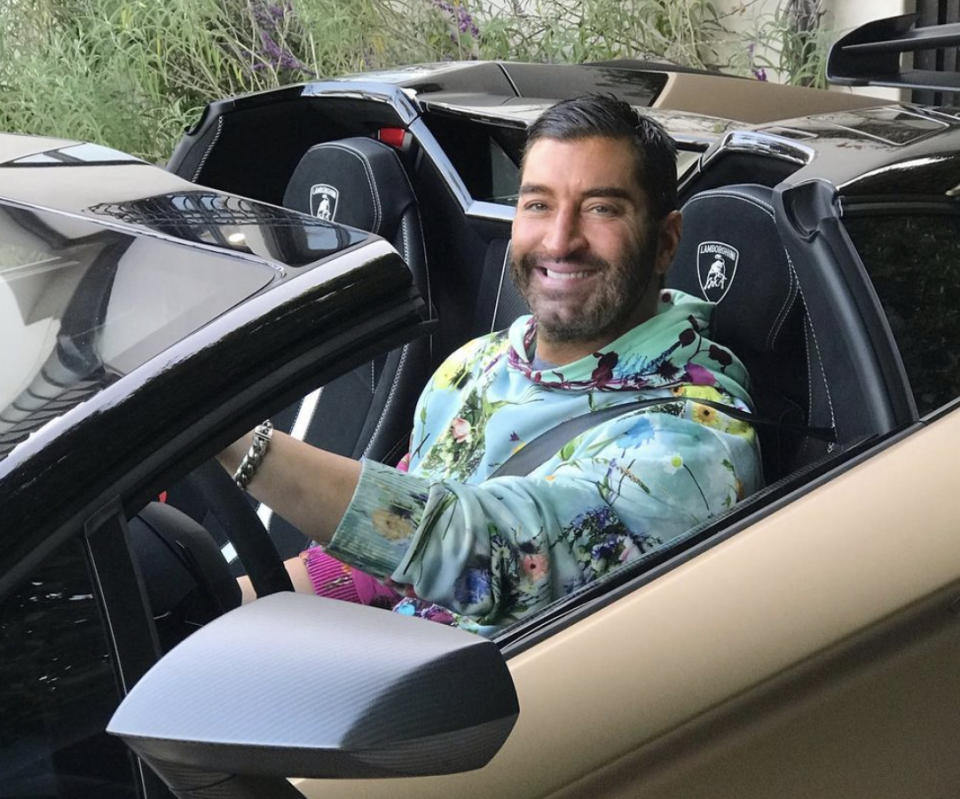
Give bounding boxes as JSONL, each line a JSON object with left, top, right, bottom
{"left": 301, "top": 548, "right": 400, "bottom": 606}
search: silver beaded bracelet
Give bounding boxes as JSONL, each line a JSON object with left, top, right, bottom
{"left": 233, "top": 419, "right": 274, "bottom": 490}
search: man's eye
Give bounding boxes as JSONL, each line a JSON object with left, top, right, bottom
{"left": 523, "top": 201, "right": 548, "bottom": 212}
{"left": 588, "top": 204, "right": 617, "bottom": 216}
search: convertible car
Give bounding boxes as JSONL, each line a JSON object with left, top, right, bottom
{"left": 2, "top": 12, "right": 960, "bottom": 799}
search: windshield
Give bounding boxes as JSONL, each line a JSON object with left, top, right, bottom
{"left": 0, "top": 201, "right": 276, "bottom": 463}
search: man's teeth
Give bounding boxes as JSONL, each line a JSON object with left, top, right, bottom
{"left": 544, "top": 268, "right": 590, "bottom": 280}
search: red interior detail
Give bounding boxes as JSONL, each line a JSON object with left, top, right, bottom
{"left": 378, "top": 127, "right": 407, "bottom": 148}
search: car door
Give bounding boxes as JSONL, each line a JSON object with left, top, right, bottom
{"left": 0, "top": 196, "right": 429, "bottom": 798}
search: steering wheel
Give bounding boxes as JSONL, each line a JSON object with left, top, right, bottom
{"left": 168, "top": 459, "right": 294, "bottom": 597}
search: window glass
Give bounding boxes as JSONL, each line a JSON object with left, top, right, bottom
{"left": 0, "top": 202, "right": 274, "bottom": 465}
{"left": 843, "top": 212, "right": 960, "bottom": 416}
{"left": 489, "top": 138, "right": 520, "bottom": 205}
{"left": 422, "top": 112, "right": 525, "bottom": 204}
{"left": 422, "top": 112, "right": 703, "bottom": 206}
{"left": 0, "top": 539, "right": 137, "bottom": 798}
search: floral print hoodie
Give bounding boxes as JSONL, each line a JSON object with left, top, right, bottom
{"left": 325, "top": 289, "right": 762, "bottom": 635}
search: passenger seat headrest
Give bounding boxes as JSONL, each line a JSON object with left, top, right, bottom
{"left": 667, "top": 184, "right": 800, "bottom": 355}
{"left": 283, "top": 137, "right": 414, "bottom": 236}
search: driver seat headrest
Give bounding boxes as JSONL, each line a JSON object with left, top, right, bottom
{"left": 283, "top": 137, "right": 415, "bottom": 240}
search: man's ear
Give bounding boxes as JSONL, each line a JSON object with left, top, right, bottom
{"left": 654, "top": 210, "right": 683, "bottom": 276}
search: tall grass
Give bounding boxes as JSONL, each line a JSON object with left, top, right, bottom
{"left": 0, "top": 0, "right": 831, "bottom": 164}
{"left": 760, "top": 0, "right": 832, "bottom": 88}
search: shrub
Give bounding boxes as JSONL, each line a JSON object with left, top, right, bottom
{"left": 0, "top": 0, "right": 832, "bottom": 164}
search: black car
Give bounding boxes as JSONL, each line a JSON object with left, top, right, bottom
{"left": 3, "top": 13, "right": 960, "bottom": 799}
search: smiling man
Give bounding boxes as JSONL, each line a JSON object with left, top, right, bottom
{"left": 220, "top": 95, "right": 762, "bottom": 635}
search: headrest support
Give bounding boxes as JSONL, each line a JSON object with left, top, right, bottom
{"left": 283, "top": 137, "right": 414, "bottom": 236}
{"left": 667, "top": 184, "right": 800, "bottom": 355}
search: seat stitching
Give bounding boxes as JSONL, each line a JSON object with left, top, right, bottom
{"left": 798, "top": 321, "right": 813, "bottom": 462}
{"left": 767, "top": 256, "right": 799, "bottom": 351}
{"left": 322, "top": 143, "right": 381, "bottom": 231}
{"left": 362, "top": 343, "right": 409, "bottom": 458}
{"left": 400, "top": 214, "right": 411, "bottom": 263}
{"left": 685, "top": 189, "right": 838, "bottom": 457}
{"left": 192, "top": 116, "right": 224, "bottom": 183}
{"left": 799, "top": 287, "right": 837, "bottom": 448}
{"left": 491, "top": 243, "right": 511, "bottom": 333}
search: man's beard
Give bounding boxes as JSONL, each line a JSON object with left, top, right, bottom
{"left": 510, "top": 234, "right": 660, "bottom": 345}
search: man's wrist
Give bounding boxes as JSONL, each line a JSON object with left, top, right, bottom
{"left": 233, "top": 420, "right": 274, "bottom": 490}
{"left": 217, "top": 429, "right": 257, "bottom": 476}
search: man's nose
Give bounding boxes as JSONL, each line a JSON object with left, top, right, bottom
{"left": 542, "top": 207, "right": 585, "bottom": 257}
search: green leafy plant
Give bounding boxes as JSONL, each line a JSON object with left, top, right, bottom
{"left": 740, "top": 0, "right": 833, "bottom": 88}
{"left": 0, "top": 0, "right": 835, "bottom": 164}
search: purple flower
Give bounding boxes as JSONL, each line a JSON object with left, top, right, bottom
{"left": 605, "top": 457, "right": 619, "bottom": 484}
{"left": 685, "top": 363, "right": 716, "bottom": 386}
{"left": 454, "top": 568, "right": 490, "bottom": 607}
{"left": 420, "top": 604, "right": 456, "bottom": 625}
{"left": 591, "top": 534, "right": 620, "bottom": 560}
{"left": 433, "top": 0, "right": 481, "bottom": 39}
{"left": 249, "top": 0, "right": 315, "bottom": 75}
{"left": 570, "top": 506, "right": 616, "bottom": 535}
{"left": 753, "top": 68, "right": 768, "bottom": 82}
{"left": 260, "top": 30, "right": 282, "bottom": 60}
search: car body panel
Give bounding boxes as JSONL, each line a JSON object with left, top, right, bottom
{"left": 332, "top": 60, "right": 887, "bottom": 125}
{"left": 293, "top": 410, "right": 960, "bottom": 798}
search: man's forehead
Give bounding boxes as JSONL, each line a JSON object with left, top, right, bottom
{"left": 520, "top": 135, "right": 644, "bottom": 196}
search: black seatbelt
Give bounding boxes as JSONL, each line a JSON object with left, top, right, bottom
{"left": 489, "top": 396, "right": 836, "bottom": 479}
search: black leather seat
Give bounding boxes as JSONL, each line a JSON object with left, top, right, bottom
{"left": 264, "top": 137, "right": 434, "bottom": 557}
{"left": 667, "top": 183, "right": 836, "bottom": 482}
{"left": 478, "top": 185, "right": 841, "bottom": 483}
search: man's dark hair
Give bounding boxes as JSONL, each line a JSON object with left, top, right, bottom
{"left": 523, "top": 94, "right": 678, "bottom": 221}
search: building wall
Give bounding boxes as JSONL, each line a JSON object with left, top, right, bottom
{"left": 717, "top": 0, "right": 914, "bottom": 99}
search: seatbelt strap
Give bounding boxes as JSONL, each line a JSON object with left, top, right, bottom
{"left": 489, "top": 396, "right": 836, "bottom": 479}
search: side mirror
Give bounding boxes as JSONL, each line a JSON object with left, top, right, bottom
{"left": 109, "top": 593, "right": 518, "bottom": 799}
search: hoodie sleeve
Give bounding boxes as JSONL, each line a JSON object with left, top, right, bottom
{"left": 325, "top": 402, "right": 760, "bottom": 629}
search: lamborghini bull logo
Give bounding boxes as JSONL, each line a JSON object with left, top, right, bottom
{"left": 310, "top": 183, "right": 339, "bottom": 221}
{"left": 697, "top": 241, "right": 739, "bottom": 303}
